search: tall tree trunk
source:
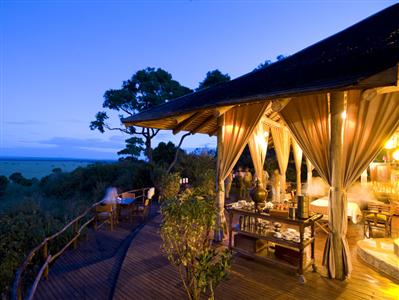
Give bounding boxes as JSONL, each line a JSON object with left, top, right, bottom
{"left": 167, "top": 132, "right": 191, "bottom": 174}
{"left": 145, "top": 128, "right": 153, "bottom": 164}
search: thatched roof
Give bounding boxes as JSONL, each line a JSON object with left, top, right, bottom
{"left": 123, "top": 4, "right": 399, "bottom": 135}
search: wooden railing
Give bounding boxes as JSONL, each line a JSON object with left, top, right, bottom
{"left": 12, "top": 187, "right": 153, "bottom": 300}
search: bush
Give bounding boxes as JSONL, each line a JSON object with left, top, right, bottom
{"left": 158, "top": 172, "right": 181, "bottom": 201}
{"left": 160, "top": 190, "right": 231, "bottom": 300}
{"left": 9, "top": 172, "right": 34, "bottom": 187}
{"left": 0, "top": 200, "right": 65, "bottom": 298}
{"left": 0, "top": 175, "right": 8, "bottom": 196}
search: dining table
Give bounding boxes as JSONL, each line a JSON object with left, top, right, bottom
{"left": 117, "top": 197, "right": 136, "bottom": 222}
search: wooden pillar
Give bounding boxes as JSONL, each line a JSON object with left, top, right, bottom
{"left": 43, "top": 241, "right": 49, "bottom": 280}
{"left": 215, "top": 115, "right": 225, "bottom": 242}
{"left": 330, "top": 91, "right": 346, "bottom": 280}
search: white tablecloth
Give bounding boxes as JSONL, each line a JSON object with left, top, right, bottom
{"left": 310, "top": 197, "right": 363, "bottom": 224}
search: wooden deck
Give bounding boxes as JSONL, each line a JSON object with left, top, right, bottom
{"left": 35, "top": 220, "right": 142, "bottom": 300}
{"left": 36, "top": 212, "right": 399, "bottom": 300}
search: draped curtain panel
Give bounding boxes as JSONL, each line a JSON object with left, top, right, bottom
{"left": 306, "top": 158, "right": 315, "bottom": 188}
{"left": 215, "top": 102, "right": 269, "bottom": 241}
{"left": 280, "top": 90, "right": 399, "bottom": 279}
{"left": 248, "top": 121, "right": 269, "bottom": 186}
{"left": 271, "top": 126, "right": 291, "bottom": 195}
{"left": 292, "top": 137, "right": 303, "bottom": 194}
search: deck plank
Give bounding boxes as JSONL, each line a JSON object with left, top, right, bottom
{"left": 113, "top": 215, "right": 399, "bottom": 300}
{"left": 36, "top": 210, "right": 399, "bottom": 300}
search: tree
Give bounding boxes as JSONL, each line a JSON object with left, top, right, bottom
{"left": 90, "top": 67, "right": 192, "bottom": 163}
{"left": 153, "top": 141, "right": 183, "bottom": 167}
{"left": 254, "top": 54, "right": 288, "bottom": 71}
{"left": 9, "top": 172, "right": 33, "bottom": 186}
{"left": 196, "top": 70, "right": 230, "bottom": 91}
{"left": 0, "top": 176, "right": 8, "bottom": 196}
{"left": 117, "top": 137, "right": 144, "bottom": 160}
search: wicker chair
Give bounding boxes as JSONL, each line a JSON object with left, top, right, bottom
{"left": 363, "top": 203, "right": 393, "bottom": 238}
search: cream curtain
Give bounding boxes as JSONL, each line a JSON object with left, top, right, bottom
{"left": 248, "top": 120, "right": 269, "bottom": 186}
{"left": 280, "top": 90, "right": 399, "bottom": 279}
{"left": 271, "top": 126, "right": 291, "bottom": 195}
{"left": 292, "top": 137, "right": 303, "bottom": 194}
{"left": 306, "top": 158, "right": 315, "bottom": 189}
{"left": 215, "top": 102, "right": 269, "bottom": 241}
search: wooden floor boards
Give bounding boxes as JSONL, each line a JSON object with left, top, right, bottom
{"left": 36, "top": 212, "right": 399, "bottom": 300}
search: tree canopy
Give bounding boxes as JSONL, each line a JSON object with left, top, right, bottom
{"left": 196, "top": 70, "right": 230, "bottom": 91}
{"left": 254, "top": 55, "right": 288, "bottom": 71}
{"left": 90, "top": 67, "right": 192, "bottom": 162}
{"left": 117, "top": 137, "right": 144, "bottom": 160}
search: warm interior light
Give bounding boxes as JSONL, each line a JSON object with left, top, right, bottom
{"left": 263, "top": 131, "right": 269, "bottom": 137}
{"left": 341, "top": 111, "right": 347, "bottom": 119}
{"left": 384, "top": 138, "right": 395, "bottom": 149}
{"left": 393, "top": 149, "right": 399, "bottom": 161}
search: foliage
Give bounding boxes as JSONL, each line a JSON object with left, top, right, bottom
{"left": 175, "top": 152, "right": 216, "bottom": 189}
{"left": 117, "top": 137, "right": 144, "bottom": 160}
{"left": 0, "top": 159, "right": 154, "bottom": 297}
{"left": 254, "top": 54, "right": 288, "bottom": 71}
{"left": 39, "top": 160, "right": 152, "bottom": 201}
{"left": 0, "top": 175, "right": 8, "bottom": 196}
{"left": 90, "top": 67, "right": 192, "bottom": 162}
{"left": 197, "top": 70, "right": 231, "bottom": 91}
{"left": 157, "top": 171, "right": 181, "bottom": 201}
{"left": 0, "top": 200, "right": 65, "bottom": 298}
{"left": 153, "top": 141, "right": 183, "bottom": 168}
{"left": 160, "top": 190, "right": 231, "bottom": 300}
{"left": 9, "top": 172, "right": 35, "bottom": 187}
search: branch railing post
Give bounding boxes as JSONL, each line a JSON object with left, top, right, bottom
{"left": 73, "top": 220, "right": 80, "bottom": 249}
{"left": 43, "top": 241, "right": 49, "bottom": 280}
{"left": 12, "top": 187, "right": 152, "bottom": 300}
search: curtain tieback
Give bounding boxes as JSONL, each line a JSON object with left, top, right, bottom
{"left": 329, "top": 187, "right": 347, "bottom": 193}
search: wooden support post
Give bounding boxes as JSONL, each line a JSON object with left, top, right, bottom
{"left": 43, "top": 241, "right": 49, "bottom": 280}
{"left": 73, "top": 221, "right": 79, "bottom": 249}
{"left": 329, "top": 91, "right": 346, "bottom": 280}
{"left": 215, "top": 115, "right": 225, "bottom": 242}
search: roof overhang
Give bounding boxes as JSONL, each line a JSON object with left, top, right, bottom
{"left": 122, "top": 4, "right": 399, "bottom": 136}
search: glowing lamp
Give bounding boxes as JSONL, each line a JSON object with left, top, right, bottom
{"left": 393, "top": 149, "right": 399, "bottom": 161}
{"left": 384, "top": 138, "right": 395, "bottom": 150}
{"left": 341, "top": 111, "right": 347, "bottom": 120}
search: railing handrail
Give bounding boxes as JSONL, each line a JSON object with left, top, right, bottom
{"left": 12, "top": 186, "right": 153, "bottom": 300}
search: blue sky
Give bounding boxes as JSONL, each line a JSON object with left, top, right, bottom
{"left": 0, "top": 0, "right": 396, "bottom": 159}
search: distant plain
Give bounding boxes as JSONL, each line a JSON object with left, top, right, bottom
{"left": 0, "top": 158, "right": 107, "bottom": 179}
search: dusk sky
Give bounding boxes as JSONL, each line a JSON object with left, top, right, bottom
{"left": 0, "top": 0, "right": 396, "bottom": 160}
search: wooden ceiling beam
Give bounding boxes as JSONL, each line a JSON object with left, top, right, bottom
{"left": 263, "top": 117, "right": 283, "bottom": 129}
{"left": 191, "top": 114, "right": 215, "bottom": 134}
{"left": 172, "top": 111, "right": 205, "bottom": 135}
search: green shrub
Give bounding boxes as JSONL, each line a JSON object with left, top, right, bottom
{"left": 9, "top": 172, "right": 34, "bottom": 187}
{"left": 0, "top": 200, "right": 65, "bottom": 298}
{"left": 0, "top": 175, "right": 8, "bottom": 196}
{"left": 158, "top": 172, "right": 181, "bottom": 201}
{"left": 160, "top": 190, "right": 231, "bottom": 300}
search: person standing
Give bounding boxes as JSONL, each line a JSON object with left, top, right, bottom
{"left": 243, "top": 168, "right": 253, "bottom": 200}
{"left": 271, "top": 169, "right": 281, "bottom": 202}
{"left": 236, "top": 167, "right": 245, "bottom": 199}
{"left": 225, "top": 172, "right": 233, "bottom": 200}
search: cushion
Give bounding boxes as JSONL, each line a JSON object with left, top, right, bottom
{"left": 366, "top": 213, "right": 387, "bottom": 222}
